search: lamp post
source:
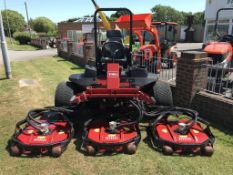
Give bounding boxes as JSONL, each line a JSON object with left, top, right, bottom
{"left": 24, "top": 1, "right": 32, "bottom": 38}
{"left": 0, "top": 10, "right": 11, "bottom": 79}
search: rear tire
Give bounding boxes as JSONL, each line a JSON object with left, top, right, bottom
{"left": 55, "top": 82, "right": 81, "bottom": 107}
{"left": 153, "top": 81, "right": 173, "bottom": 106}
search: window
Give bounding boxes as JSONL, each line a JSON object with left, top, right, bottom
{"left": 205, "top": 22, "right": 230, "bottom": 42}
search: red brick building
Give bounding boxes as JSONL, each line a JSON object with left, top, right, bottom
{"left": 58, "top": 17, "right": 116, "bottom": 39}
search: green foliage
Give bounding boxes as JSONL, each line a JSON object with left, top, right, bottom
{"left": 193, "top": 12, "right": 205, "bottom": 25}
{"left": 151, "top": 5, "right": 204, "bottom": 25}
{"left": 6, "top": 37, "right": 38, "bottom": 51}
{"left": 1, "top": 10, "right": 26, "bottom": 36}
{"left": 151, "top": 5, "right": 185, "bottom": 24}
{"left": 181, "top": 11, "right": 192, "bottom": 25}
{"left": 109, "top": 11, "right": 129, "bottom": 21}
{"left": 13, "top": 32, "right": 31, "bottom": 44}
{"left": 67, "top": 18, "right": 79, "bottom": 22}
{"left": 32, "top": 17, "right": 57, "bottom": 35}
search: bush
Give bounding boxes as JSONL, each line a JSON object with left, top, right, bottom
{"left": 13, "top": 32, "right": 31, "bottom": 44}
{"left": 32, "top": 17, "right": 57, "bottom": 34}
{"left": 2, "top": 10, "right": 26, "bottom": 36}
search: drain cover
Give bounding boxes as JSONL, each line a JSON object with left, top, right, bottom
{"left": 19, "top": 79, "right": 39, "bottom": 87}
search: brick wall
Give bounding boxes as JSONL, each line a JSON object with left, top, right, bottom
{"left": 175, "top": 51, "right": 211, "bottom": 107}
{"left": 192, "top": 92, "right": 233, "bottom": 130}
{"left": 173, "top": 51, "right": 233, "bottom": 130}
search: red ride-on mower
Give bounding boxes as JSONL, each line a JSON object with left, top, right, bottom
{"left": 55, "top": 8, "right": 173, "bottom": 155}
{"left": 9, "top": 107, "right": 74, "bottom": 157}
{"left": 148, "top": 107, "right": 215, "bottom": 156}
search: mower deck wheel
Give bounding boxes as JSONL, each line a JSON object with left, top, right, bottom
{"left": 86, "top": 145, "right": 96, "bottom": 156}
{"left": 203, "top": 145, "right": 214, "bottom": 156}
{"left": 126, "top": 142, "right": 137, "bottom": 155}
{"left": 162, "top": 145, "right": 173, "bottom": 155}
{"left": 10, "top": 144, "right": 21, "bottom": 156}
{"left": 51, "top": 145, "right": 62, "bottom": 157}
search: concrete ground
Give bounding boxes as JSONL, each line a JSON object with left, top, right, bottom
{"left": 174, "top": 43, "right": 203, "bottom": 57}
{"left": 0, "top": 49, "right": 57, "bottom": 65}
{"left": 0, "top": 43, "right": 203, "bottom": 65}
{"left": 175, "top": 43, "right": 203, "bottom": 51}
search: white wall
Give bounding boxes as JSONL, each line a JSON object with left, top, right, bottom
{"left": 204, "top": 0, "right": 233, "bottom": 42}
{"left": 205, "top": 0, "right": 233, "bottom": 20}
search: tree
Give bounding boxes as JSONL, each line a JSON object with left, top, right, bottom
{"left": 193, "top": 12, "right": 205, "bottom": 25}
{"left": 109, "top": 11, "right": 129, "bottom": 21}
{"left": 180, "top": 11, "right": 192, "bottom": 25}
{"left": 32, "top": 17, "right": 56, "bottom": 34}
{"left": 1, "top": 10, "right": 26, "bottom": 36}
{"left": 151, "top": 5, "right": 184, "bottom": 24}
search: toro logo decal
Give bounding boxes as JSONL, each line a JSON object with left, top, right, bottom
{"left": 108, "top": 71, "right": 118, "bottom": 78}
{"left": 105, "top": 134, "right": 118, "bottom": 140}
{"left": 34, "top": 136, "right": 46, "bottom": 142}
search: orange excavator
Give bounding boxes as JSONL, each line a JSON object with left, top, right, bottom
{"left": 116, "top": 13, "right": 161, "bottom": 73}
{"left": 116, "top": 13, "right": 177, "bottom": 72}
{"left": 203, "top": 8, "right": 233, "bottom": 68}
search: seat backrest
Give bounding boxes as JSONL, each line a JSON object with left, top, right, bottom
{"left": 106, "top": 30, "right": 123, "bottom": 44}
{"left": 102, "top": 30, "right": 125, "bottom": 60}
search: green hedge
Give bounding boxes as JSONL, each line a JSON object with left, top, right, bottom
{"left": 13, "top": 32, "right": 31, "bottom": 44}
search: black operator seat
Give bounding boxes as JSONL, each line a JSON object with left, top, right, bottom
{"left": 102, "top": 30, "right": 126, "bottom": 64}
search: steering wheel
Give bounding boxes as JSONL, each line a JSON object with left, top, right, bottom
{"left": 102, "top": 41, "right": 125, "bottom": 61}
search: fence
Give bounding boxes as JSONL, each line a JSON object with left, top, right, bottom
{"left": 204, "top": 62, "right": 233, "bottom": 100}
{"left": 60, "top": 40, "right": 68, "bottom": 52}
{"left": 132, "top": 51, "right": 177, "bottom": 84}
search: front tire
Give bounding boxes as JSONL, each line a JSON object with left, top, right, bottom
{"left": 153, "top": 81, "right": 173, "bottom": 106}
{"left": 55, "top": 82, "right": 80, "bottom": 107}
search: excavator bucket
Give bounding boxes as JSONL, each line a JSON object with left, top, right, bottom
{"left": 116, "top": 13, "right": 152, "bottom": 30}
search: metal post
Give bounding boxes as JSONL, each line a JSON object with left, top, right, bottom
{"left": 4, "top": 0, "right": 13, "bottom": 45}
{"left": 24, "top": 1, "right": 32, "bottom": 38}
{"left": 0, "top": 10, "right": 11, "bottom": 79}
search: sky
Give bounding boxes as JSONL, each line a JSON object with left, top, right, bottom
{"left": 0, "top": 0, "right": 206, "bottom": 23}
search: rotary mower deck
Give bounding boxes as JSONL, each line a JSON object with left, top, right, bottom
{"left": 148, "top": 107, "right": 215, "bottom": 156}
{"left": 9, "top": 107, "right": 74, "bottom": 157}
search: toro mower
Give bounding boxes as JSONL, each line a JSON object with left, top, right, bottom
{"left": 9, "top": 107, "right": 74, "bottom": 157}
{"left": 148, "top": 107, "right": 215, "bottom": 156}
{"left": 55, "top": 8, "right": 173, "bottom": 155}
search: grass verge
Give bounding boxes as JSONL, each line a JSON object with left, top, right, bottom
{"left": 6, "top": 37, "right": 38, "bottom": 51}
{"left": 0, "top": 57, "right": 233, "bottom": 175}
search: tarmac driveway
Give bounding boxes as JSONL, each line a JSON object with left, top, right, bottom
{"left": 0, "top": 49, "right": 57, "bottom": 65}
